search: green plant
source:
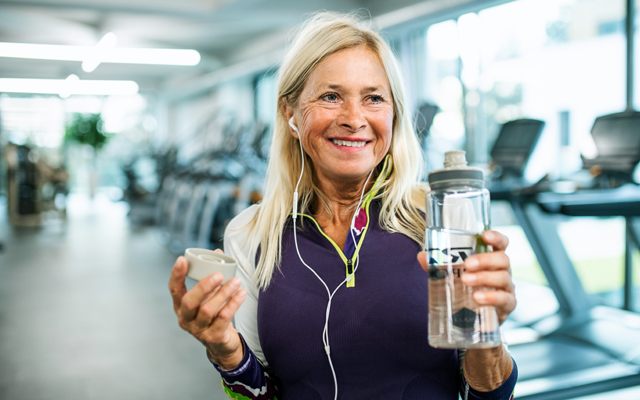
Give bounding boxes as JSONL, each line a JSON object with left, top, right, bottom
{"left": 64, "top": 113, "right": 111, "bottom": 149}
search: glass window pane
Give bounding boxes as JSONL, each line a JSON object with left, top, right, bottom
{"left": 423, "top": 20, "right": 465, "bottom": 173}
{"left": 557, "top": 217, "right": 627, "bottom": 307}
{"left": 446, "top": 0, "right": 629, "bottom": 314}
{"left": 466, "top": 0, "right": 626, "bottom": 181}
{"left": 255, "top": 72, "right": 277, "bottom": 126}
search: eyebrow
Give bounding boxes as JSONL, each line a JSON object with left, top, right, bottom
{"left": 326, "top": 84, "right": 384, "bottom": 93}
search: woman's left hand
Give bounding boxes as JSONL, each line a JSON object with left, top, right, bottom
{"left": 418, "top": 230, "right": 516, "bottom": 325}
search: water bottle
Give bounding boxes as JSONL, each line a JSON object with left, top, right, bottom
{"left": 426, "top": 151, "right": 500, "bottom": 348}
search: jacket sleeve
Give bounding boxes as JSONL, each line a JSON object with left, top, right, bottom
{"left": 208, "top": 334, "right": 278, "bottom": 399}
{"left": 209, "top": 205, "right": 278, "bottom": 399}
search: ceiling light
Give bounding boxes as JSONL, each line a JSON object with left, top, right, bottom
{"left": 82, "top": 32, "right": 118, "bottom": 73}
{"left": 0, "top": 77, "right": 139, "bottom": 96}
{"left": 59, "top": 74, "right": 80, "bottom": 98}
{"left": 0, "top": 42, "right": 201, "bottom": 66}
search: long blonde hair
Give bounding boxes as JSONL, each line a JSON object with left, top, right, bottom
{"left": 249, "top": 11, "right": 427, "bottom": 289}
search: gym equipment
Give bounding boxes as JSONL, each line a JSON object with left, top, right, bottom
{"left": 486, "top": 115, "right": 640, "bottom": 399}
{"left": 153, "top": 113, "right": 268, "bottom": 255}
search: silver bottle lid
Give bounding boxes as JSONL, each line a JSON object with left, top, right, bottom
{"left": 428, "top": 151, "right": 484, "bottom": 186}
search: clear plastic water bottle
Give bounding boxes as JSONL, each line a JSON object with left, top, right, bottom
{"left": 426, "top": 151, "right": 500, "bottom": 348}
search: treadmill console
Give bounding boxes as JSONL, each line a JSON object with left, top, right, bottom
{"left": 582, "top": 110, "right": 640, "bottom": 175}
{"left": 490, "top": 118, "right": 545, "bottom": 179}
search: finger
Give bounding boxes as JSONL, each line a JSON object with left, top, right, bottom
{"left": 464, "top": 251, "right": 511, "bottom": 272}
{"left": 473, "top": 290, "right": 517, "bottom": 317}
{"left": 462, "top": 270, "right": 514, "bottom": 291}
{"left": 193, "top": 277, "right": 242, "bottom": 331}
{"left": 202, "top": 289, "right": 247, "bottom": 341}
{"left": 214, "top": 249, "right": 224, "bottom": 254}
{"left": 483, "top": 230, "right": 509, "bottom": 251}
{"left": 216, "top": 288, "right": 247, "bottom": 324}
{"left": 180, "top": 273, "right": 224, "bottom": 322}
{"left": 417, "top": 251, "right": 428, "bottom": 272}
{"left": 169, "top": 257, "right": 188, "bottom": 313}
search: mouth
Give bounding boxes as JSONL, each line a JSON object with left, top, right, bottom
{"left": 330, "top": 139, "right": 369, "bottom": 148}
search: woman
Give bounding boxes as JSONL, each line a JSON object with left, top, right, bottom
{"left": 169, "top": 12, "right": 517, "bottom": 400}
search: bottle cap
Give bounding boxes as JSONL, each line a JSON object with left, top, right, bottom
{"left": 428, "top": 151, "right": 484, "bottom": 187}
{"left": 443, "top": 150, "right": 467, "bottom": 168}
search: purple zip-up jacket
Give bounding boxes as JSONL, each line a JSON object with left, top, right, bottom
{"left": 215, "top": 198, "right": 517, "bottom": 400}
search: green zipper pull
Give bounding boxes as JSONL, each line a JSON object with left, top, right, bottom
{"left": 346, "top": 259, "right": 355, "bottom": 288}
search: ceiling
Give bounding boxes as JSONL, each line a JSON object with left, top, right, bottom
{"left": 0, "top": 0, "right": 481, "bottom": 98}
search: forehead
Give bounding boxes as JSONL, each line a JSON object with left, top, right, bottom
{"left": 304, "top": 45, "right": 390, "bottom": 91}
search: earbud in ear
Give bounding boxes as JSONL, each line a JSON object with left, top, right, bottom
{"left": 288, "top": 117, "right": 299, "bottom": 134}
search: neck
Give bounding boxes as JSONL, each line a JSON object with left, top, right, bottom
{"left": 312, "top": 170, "right": 376, "bottom": 226}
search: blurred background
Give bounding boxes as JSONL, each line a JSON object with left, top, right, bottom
{"left": 1, "top": 0, "right": 640, "bottom": 399}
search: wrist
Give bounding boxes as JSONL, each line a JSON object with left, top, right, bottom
{"left": 205, "top": 336, "right": 245, "bottom": 370}
{"left": 463, "top": 343, "right": 512, "bottom": 392}
{"left": 466, "top": 342, "right": 504, "bottom": 360}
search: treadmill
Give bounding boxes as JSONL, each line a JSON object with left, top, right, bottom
{"left": 536, "top": 110, "right": 640, "bottom": 311}
{"left": 486, "top": 118, "right": 545, "bottom": 199}
{"left": 485, "top": 116, "right": 640, "bottom": 400}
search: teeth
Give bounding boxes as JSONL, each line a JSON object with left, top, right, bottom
{"left": 331, "top": 139, "right": 367, "bottom": 147}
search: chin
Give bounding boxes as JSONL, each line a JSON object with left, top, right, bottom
{"left": 333, "top": 168, "right": 375, "bottom": 182}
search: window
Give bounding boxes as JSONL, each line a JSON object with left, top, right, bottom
{"left": 419, "top": 0, "right": 632, "bottom": 311}
{"left": 254, "top": 71, "right": 278, "bottom": 126}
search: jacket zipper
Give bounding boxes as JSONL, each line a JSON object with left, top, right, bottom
{"left": 346, "top": 259, "right": 355, "bottom": 287}
{"left": 297, "top": 213, "right": 368, "bottom": 288}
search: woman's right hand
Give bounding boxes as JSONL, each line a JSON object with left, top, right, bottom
{"left": 169, "top": 253, "right": 247, "bottom": 370}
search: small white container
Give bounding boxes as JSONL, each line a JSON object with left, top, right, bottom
{"left": 185, "top": 248, "right": 238, "bottom": 284}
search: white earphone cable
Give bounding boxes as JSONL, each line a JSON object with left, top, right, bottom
{"left": 289, "top": 117, "right": 374, "bottom": 400}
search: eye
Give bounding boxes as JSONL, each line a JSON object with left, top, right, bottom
{"left": 368, "top": 95, "right": 385, "bottom": 104}
{"left": 321, "top": 93, "right": 339, "bottom": 102}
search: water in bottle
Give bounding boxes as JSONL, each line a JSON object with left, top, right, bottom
{"left": 426, "top": 151, "right": 500, "bottom": 348}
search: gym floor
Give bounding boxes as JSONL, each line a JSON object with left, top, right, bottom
{"left": 0, "top": 193, "right": 227, "bottom": 400}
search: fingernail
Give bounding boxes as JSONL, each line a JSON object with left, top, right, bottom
{"left": 210, "top": 274, "right": 221, "bottom": 285}
{"left": 230, "top": 277, "right": 240, "bottom": 287}
{"left": 484, "top": 231, "right": 495, "bottom": 241}
{"left": 463, "top": 274, "right": 476, "bottom": 284}
{"left": 465, "top": 258, "right": 479, "bottom": 269}
{"left": 474, "top": 292, "right": 487, "bottom": 301}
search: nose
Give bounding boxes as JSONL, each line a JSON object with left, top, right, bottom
{"left": 337, "top": 99, "right": 366, "bottom": 132}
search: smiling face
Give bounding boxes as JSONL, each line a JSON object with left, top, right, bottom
{"left": 286, "top": 45, "right": 394, "bottom": 187}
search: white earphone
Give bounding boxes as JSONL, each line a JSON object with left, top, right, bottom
{"left": 289, "top": 116, "right": 373, "bottom": 400}
{"left": 288, "top": 116, "right": 299, "bottom": 134}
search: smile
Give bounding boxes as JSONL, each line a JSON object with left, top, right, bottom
{"left": 330, "top": 139, "right": 368, "bottom": 148}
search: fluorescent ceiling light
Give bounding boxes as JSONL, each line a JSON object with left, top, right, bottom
{"left": 0, "top": 77, "right": 139, "bottom": 96}
{"left": 59, "top": 74, "right": 80, "bottom": 98}
{"left": 82, "top": 32, "right": 118, "bottom": 73}
{"left": 0, "top": 42, "right": 201, "bottom": 66}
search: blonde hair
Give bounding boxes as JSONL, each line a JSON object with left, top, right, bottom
{"left": 249, "top": 11, "right": 427, "bottom": 289}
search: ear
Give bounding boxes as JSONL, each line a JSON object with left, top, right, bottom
{"left": 282, "top": 102, "right": 300, "bottom": 140}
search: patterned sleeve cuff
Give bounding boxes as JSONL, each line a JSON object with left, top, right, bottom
{"left": 462, "top": 357, "right": 518, "bottom": 400}
{"left": 206, "top": 333, "right": 277, "bottom": 400}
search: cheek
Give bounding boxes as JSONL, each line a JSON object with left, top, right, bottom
{"left": 297, "top": 107, "right": 330, "bottom": 154}
{"left": 299, "top": 107, "right": 333, "bottom": 136}
{"left": 373, "top": 109, "right": 394, "bottom": 147}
